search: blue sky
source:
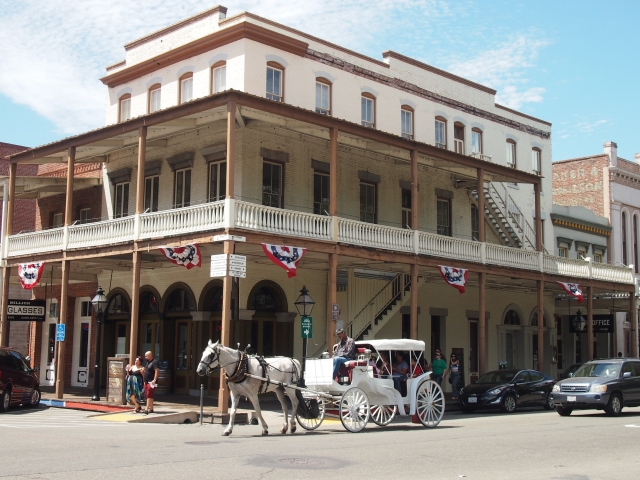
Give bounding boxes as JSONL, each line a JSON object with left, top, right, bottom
{"left": 0, "top": 0, "right": 638, "bottom": 161}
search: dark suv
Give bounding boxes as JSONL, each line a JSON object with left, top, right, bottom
{"left": 0, "top": 347, "right": 41, "bottom": 411}
{"left": 551, "top": 358, "right": 640, "bottom": 416}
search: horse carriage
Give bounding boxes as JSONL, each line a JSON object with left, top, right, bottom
{"left": 197, "top": 338, "right": 445, "bottom": 436}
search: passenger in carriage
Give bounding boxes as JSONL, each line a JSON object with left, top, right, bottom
{"left": 377, "top": 351, "right": 391, "bottom": 378}
{"left": 392, "top": 352, "right": 409, "bottom": 392}
{"left": 409, "top": 357, "right": 424, "bottom": 377}
{"left": 332, "top": 328, "right": 356, "bottom": 380}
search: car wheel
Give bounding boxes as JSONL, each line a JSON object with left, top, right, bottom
{"left": 544, "top": 394, "right": 555, "bottom": 410}
{"left": 500, "top": 394, "right": 517, "bottom": 413}
{"left": 0, "top": 388, "right": 11, "bottom": 412}
{"left": 556, "top": 406, "right": 572, "bottom": 416}
{"left": 605, "top": 393, "right": 622, "bottom": 417}
{"left": 28, "top": 388, "right": 41, "bottom": 408}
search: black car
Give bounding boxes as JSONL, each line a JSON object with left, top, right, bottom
{"left": 458, "top": 369, "right": 555, "bottom": 413}
{"left": 0, "top": 347, "right": 41, "bottom": 411}
{"left": 551, "top": 358, "right": 640, "bottom": 416}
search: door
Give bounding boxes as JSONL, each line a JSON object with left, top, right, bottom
{"left": 174, "top": 320, "right": 192, "bottom": 394}
{"left": 506, "top": 333, "right": 515, "bottom": 369}
{"left": 620, "top": 362, "right": 640, "bottom": 404}
{"left": 71, "top": 298, "right": 91, "bottom": 387}
{"left": 532, "top": 334, "right": 539, "bottom": 371}
{"left": 140, "top": 320, "right": 162, "bottom": 360}
{"left": 513, "top": 370, "right": 533, "bottom": 405}
{"left": 528, "top": 370, "right": 550, "bottom": 405}
{"left": 115, "top": 322, "right": 129, "bottom": 356}
{"left": 39, "top": 300, "right": 59, "bottom": 386}
{"left": 469, "top": 320, "right": 479, "bottom": 383}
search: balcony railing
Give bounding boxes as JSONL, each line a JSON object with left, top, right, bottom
{"left": 4, "top": 200, "right": 634, "bottom": 285}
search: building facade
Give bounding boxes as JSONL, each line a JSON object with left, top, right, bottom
{"left": 0, "top": 7, "right": 635, "bottom": 405}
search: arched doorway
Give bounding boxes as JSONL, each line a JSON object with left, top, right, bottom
{"left": 199, "top": 280, "right": 224, "bottom": 391}
{"left": 498, "top": 305, "right": 524, "bottom": 370}
{"left": 243, "top": 281, "right": 292, "bottom": 357}
{"left": 139, "top": 287, "right": 162, "bottom": 363}
{"left": 163, "top": 283, "right": 196, "bottom": 394}
{"left": 528, "top": 308, "right": 553, "bottom": 373}
{"left": 104, "top": 289, "right": 131, "bottom": 388}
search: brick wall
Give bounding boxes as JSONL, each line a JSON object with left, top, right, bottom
{"left": 36, "top": 186, "right": 103, "bottom": 230}
{"left": 552, "top": 155, "right": 609, "bottom": 218}
{"left": 0, "top": 142, "right": 38, "bottom": 234}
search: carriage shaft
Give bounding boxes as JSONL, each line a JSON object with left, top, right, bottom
{"left": 245, "top": 374, "right": 335, "bottom": 400}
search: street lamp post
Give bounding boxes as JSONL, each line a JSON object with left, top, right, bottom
{"left": 91, "top": 286, "right": 108, "bottom": 401}
{"left": 294, "top": 286, "right": 315, "bottom": 388}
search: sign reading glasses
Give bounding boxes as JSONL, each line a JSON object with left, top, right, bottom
{"left": 7, "top": 299, "right": 46, "bottom": 322}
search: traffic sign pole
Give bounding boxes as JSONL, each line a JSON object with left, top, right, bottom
{"left": 299, "top": 316, "right": 313, "bottom": 388}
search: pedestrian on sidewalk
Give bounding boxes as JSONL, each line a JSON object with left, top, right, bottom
{"left": 143, "top": 351, "right": 159, "bottom": 414}
{"left": 126, "top": 356, "right": 145, "bottom": 413}
{"left": 431, "top": 350, "right": 446, "bottom": 386}
{"left": 447, "top": 353, "right": 461, "bottom": 400}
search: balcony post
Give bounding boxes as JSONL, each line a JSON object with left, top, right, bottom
{"left": 537, "top": 280, "right": 544, "bottom": 373}
{"left": 534, "top": 182, "right": 543, "bottom": 251}
{"left": 477, "top": 168, "right": 485, "bottom": 242}
{"left": 409, "top": 150, "right": 419, "bottom": 339}
{"left": 218, "top": 240, "right": 234, "bottom": 413}
{"left": 226, "top": 98, "right": 236, "bottom": 200}
{"left": 587, "top": 286, "right": 594, "bottom": 360}
{"left": 55, "top": 259, "right": 70, "bottom": 399}
{"left": 478, "top": 272, "right": 486, "bottom": 375}
{"left": 0, "top": 164, "right": 16, "bottom": 346}
{"left": 631, "top": 291, "right": 638, "bottom": 357}
{"left": 330, "top": 128, "right": 338, "bottom": 243}
{"left": 327, "top": 252, "right": 338, "bottom": 352}
{"left": 410, "top": 263, "right": 419, "bottom": 340}
{"left": 129, "top": 251, "right": 141, "bottom": 365}
{"left": 134, "top": 126, "right": 147, "bottom": 240}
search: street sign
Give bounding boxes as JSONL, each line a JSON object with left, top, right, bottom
{"left": 331, "top": 303, "right": 340, "bottom": 320}
{"left": 56, "top": 324, "right": 66, "bottom": 342}
{"left": 213, "top": 234, "right": 246, "bottom": 242}
{"left": 301, "top": 316, "right": 313, "bottom": 339}
{"left": 210, "top": 269, "right": 227, "bottom": 278}
{"left": 7, "top": 299, "right": 46, "bottom": 322}
{"left": 229, "top": 270, "right": 246, "bottom": 278}
{"left": 210, "top": 254, "right": 247, "bottom": 278}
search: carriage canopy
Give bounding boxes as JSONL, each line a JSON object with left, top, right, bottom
{"left": 355, "top": 339, "right": 425, "bottom": 352}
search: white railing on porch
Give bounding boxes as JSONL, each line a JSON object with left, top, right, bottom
{"left": 4, "top": 199, "right": 635, "bottom": 285}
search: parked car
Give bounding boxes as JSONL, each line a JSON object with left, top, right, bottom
{"left": 558, "top": 363, "right": 584, "bottom": 380}
{"left": 551, "top": 358, "right": 640, "bottom": 416}
{"left": 0, "top": 347, "right": 41, "bottom": 411}
{"left": 458, "top": 369, "right": 555, "bottom": 413}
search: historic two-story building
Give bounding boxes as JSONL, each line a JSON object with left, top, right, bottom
{"left": 0, "top": 6, "right": 635, "bottom": 407}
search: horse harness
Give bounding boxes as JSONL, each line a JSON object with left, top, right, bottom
{"left": 224, "top": 352, "right": 249, "bottom": 384}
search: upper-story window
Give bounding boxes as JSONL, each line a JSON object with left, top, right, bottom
{"left": 401, "top": 107, "right": 413, "bottom": 139}
{"left": 118, "top": 94, "right": 131, "bottom": 123}
{"left": 593, "top": 252, "right": 603, "bottom": 263}
{"left": 532, "top": 148, "right": 541, "bottom": 175}
{"left": 174, "top": 168, "right": 191, "bottom": 208}
{"left": 401, "top": 188, "right": 412, "bottom": 229}
{"left": 506, "top": 140, "right": 517, "bottom": 168}
{"left": 148, "top": 84, "right": 161, "bottom": 113}
{"left": 437, "top": 197, "right": 452, "bottom": 236}
{"left": 471, "top": 205, "right": 479, "bottom": 241}
{"left": 360, "top": 182, "right": 376, "bottom": 223}
{"left": 558, "top": 246, "right": 568, "bottom": 258}
{"left": 79, "top": 208, "right": 91, "bottom": 224}
{"left": 361, "top": 94, "right": 375, "bottom": 128}
{"left": 313, "top": 172, "right": 330, "bottom": 215}
{"left": 52, "top": 212, "right": 64, "bottom": 228}
{"left": 471, "top": 129, "right": 482, "bottom": 155}
{"left": 144, "top": 175, "right": 159, "bottom": 212}
{"left": 262, "top": 161, "right": 283, "bottom": 207}
{"left": 212, "top": 62, "right": 226, "bottom": 94}
{"left": 435, "top": 117, "right": 447, "bottom": 149}
{"left": 576, "top": 245, "right": 587, "bottom": 260}
{"left": 266, "top": 63, "right": 284, "bottom": 102}
{"left": 179, "top": 73, "right": 193, "bottom": 104}
{"left": 315, "top": 78, "right": 331, "bottom": 115}
{"left": 209, "top": 160, "right": 227, "bottom": 202}
{"left": 114, "top": 182, "right": 129, "bottom": 218}
{"left": 454, "top": 123, "right": 465, "bottom": 154}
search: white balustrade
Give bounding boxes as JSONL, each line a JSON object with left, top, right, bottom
{"left": 139, "top": 201, "right": 225, "bottom": 240}
{"left": 419, "top": 231, "right": 480, "bottom": 262}
{"left": 338, "top": 219, "right": 413, "bottom": 252}
{"left": 591, "top": 262, "right": 635, "bottom": 284}
{"left": 543, "top": 255, "right": 590, "bottom": 278}
{"left": 486, "top": 244, "right": 540, "bottom": 270}
{"left": 7, "top": 228, "right": 64, "bottom": 257}
{"left": 68, "top": 217, "right": 135, "bottom": 249}
{"left": 236, "top": 201, "right": 333, "bottom": 241}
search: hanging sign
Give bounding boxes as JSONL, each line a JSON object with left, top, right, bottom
{"left": 7, "top": 299, "right": 46, "bottom": 322}
{"left": 56, "top": 324, "right": 66, "bottom": 342}
{"left": 438, "top": 265, "right": 468, "bottom": 294}
{"left": 261, "top": 244, "right": 306, "bottom": 278}
{"left": 568, "top": 314, "right": 614, "bottom": 333}
{"left": 158, "top": 244, "right": 202, "bottom": 270}
{"left": 17, "top": 262, "right": 45, "bottom": 289}
{"left": 301, "top": 316, "right": 313, "bottom": 339}
{"left": 558, "top": 282, "right": 584, "bottom": 303}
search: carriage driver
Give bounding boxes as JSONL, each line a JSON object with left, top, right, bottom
{"left": 332, "top": 328, "right": 356, "bottom": 380}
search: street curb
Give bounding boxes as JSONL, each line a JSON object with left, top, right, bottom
{"left": 41, "top": 399, "right": 131, "bottom": 413}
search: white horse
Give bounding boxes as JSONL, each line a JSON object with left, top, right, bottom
{"left": 196, "top": 340, "right": 301, "bottom": 436}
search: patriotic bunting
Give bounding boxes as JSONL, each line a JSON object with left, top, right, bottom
{"left": 158, "top": 244, "right": 202, "bottom": 270}
{"left": 558, "top": 282, "right": 584, "bottom": 303}
{"left": 18, "top": 262, "right": 45, "bottom": 290}
{"left": 261, "top": 243, "right": 306, "bottom": 278}
{"left": 438, "top": 265, "right": 469, "bottom": 294}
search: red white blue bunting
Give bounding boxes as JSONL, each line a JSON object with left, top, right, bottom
{"left": 438, "top": 265, "right": 468, "bottom": 294}
{"left": 558, "top": 281, "right": 584, "bottom": 303}
{"left": 261, "top": 243, "right": 306, "bottom": 278}
{"left": 158, "top": 244, "right": 202, "bottom": 270}
{"left": 18, "top": 262, "right": 45, "bottom": 290}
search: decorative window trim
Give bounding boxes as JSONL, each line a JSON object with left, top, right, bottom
{"left": 166, "top": 152, "right": 195, "bottom": 171}
{"left": 575, "top": 241, "right": 591, "bottom": 254}
{"left": 399, "top": 179, "right": 412, "bottom": 190}
{"left": 556, "top": 236, "right": 574, "bottom": 249}
{"left": 358, "top": 170, "right": 381, "bottom": 184}
{"left": 435, "top": 188, "right": 453, "bottom": 199}
{"left": 201, "top": 143, "right": 226, "bottom": 162}
{"left": 107, "top": 167, "right": 132, "bottom": 185}
{"left": 311, "top": 159, "right": 330, "bottom": 173}
{"left": 144, "top": 160, "right": 162, "bottom": 177}
{"left": 360, "top": 86, "right": 378, "bottom": 98}
{"left": 179, "top": 72, "right": 194, "bottom": 104}
{"left": 260, "top": 147, "right": 289, "bottom": 163}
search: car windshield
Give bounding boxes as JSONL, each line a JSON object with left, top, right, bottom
{"left": 475, "top": 371, "right": 516, "bottom": 384}
{"left": 573, "top": 363, "right": 619, "bottom": 378}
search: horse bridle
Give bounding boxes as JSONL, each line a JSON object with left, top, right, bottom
{"left": 199, "top": 345, "right": 221, "bottom": 376}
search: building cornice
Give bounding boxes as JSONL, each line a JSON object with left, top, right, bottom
{"left": 550, "top": 214, "right": 611, "bottom": 236}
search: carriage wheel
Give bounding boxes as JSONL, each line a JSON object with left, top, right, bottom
{"left": 415, "top": 380, "right": 445, "bottom": 428}
{"left": 370, "top": 405, "right": 397, "bottom": 427}
{"left": 339, "top": 387, "right": 370, "bottom": 433}
{"left": 296, "top": 397, "right": 326, "bottom": 431}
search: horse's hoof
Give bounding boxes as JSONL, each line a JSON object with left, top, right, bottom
{"left": 280, "top": 427, "right": 287, "bottom": 434}
{"left": 262, "top": 430, "right": 269, "bottom": 436}
{"left": 222, "top": 431, "right": 231, "bottom": 436}
{"left": 290, "top": 427, "right": 296, "bottom": 434}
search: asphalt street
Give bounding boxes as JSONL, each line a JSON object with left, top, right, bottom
{"left": 1, "top": 405, "right": 639, "bottom": 479}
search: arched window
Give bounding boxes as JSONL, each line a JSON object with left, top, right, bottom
{"left": 208, "top": 287, "right": 223, "bottom": 311}
{"left": 506, "top": 139, "right": 517, "bottom": 168}
{"left": 266, "top": 62, "right": 284, "bottom": 102}
{"left": 532, "top": 148, "right": 541, "bottom": 175}
{"left": 148, "top": 84, "right": 161, "bottom": 113}
{"left": 118, "top": 94, "right": 131, "bottom": 123}
{"left": 531, "top": 311, "right": 547, "bottom": 327}
{"left": 106, "top": 293, "right": 130, "bottom": 320}
{"left": 435, "top": 117, "right": 447, "bottom": 149}
{"left": 252, "top": 287, "right": 277, "bottom": 312}
{"left": 361, "top": 93, "right": 375, "bottom": 128}
{"left": 471, "top": 128, "right": 483, "bottom": 155}
{"left": 315, "top": 77, "right": 331, "bottom": 115}
{"left": 504, "top": 310, "right": 521, "bottom": 325}
{"left": 165, "top": 288, "right": 195, "bottom": 313}
{"left": 622, "top": 211, "right": 628, "bottom": 266}
{"left": 179, "top": 72, "right": 193, "bottom": 104}
{"left": 140, "top": 291, "right": 159, "bottom": 314}
{"left": 401, "top": 106, "right": 414, "bottom": 139}
{"left": 453, "top": 122, "right": 464, "bottom": 154}
{"left": 211, "top": 61, "right": 226, "bottom": 94}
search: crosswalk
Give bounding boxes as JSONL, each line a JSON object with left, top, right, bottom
{"left": 0, "top": 407, "right": 131, "bottom": 429}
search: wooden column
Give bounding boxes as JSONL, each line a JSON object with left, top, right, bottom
{"left": 537, "top": 280, "right": 544, "bottom": 373}
{"left": 329, "top": 128, "right": 338, "bottom": 216}
{"left": 477, "top": 168, "right": 485, "bottom": 242}
{"left": 410, "top": 150, "right": 419, "bottom": 339}
{"left": 534, "top": 182, "right": 543, "bottom": 251}
{"left": 327, "top": 253, "right": 338, "bottom": 352}
{"left": 328, "top": 128, "right": 338, "bottom": 352}
{"left": 0, "top": 163, "right": 16, "bottom": 346}
{"left": 587, "top": 286, "right": 594, "bottom": 360}
{"left": 55, "top": 260, "right": 70, "bottom": 399}
{"left": 226, "top": 98, "right": 236, "bottom": 199}
{"left": 631, "top": 292, "right": 638, "bottom": 357}
{"left": 129, "top": 251, "right": 142, "bottom": 363}
{"left": 64, "top": 147, "right": 75, "bottom": 227}
{"left": 135, "top": 126, "right": 147, "bottom": 214}
{"left": 478, "top": 272, "right": 486, "bottom": 375}
{"left": 218, "top": 240, "right": 235, "bottom": 413}
{"left": 410, "top": 264, "right": 419, "bottom": 339}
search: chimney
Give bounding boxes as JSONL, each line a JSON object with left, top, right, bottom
{"left": 635, "top": 153, "right": 640, "bottom": 163}
{"left": 217, "top": 6, "right": 227, "bottom": 20}
{"left": 604, "top": 141, "right": 617, "bottom": 167}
